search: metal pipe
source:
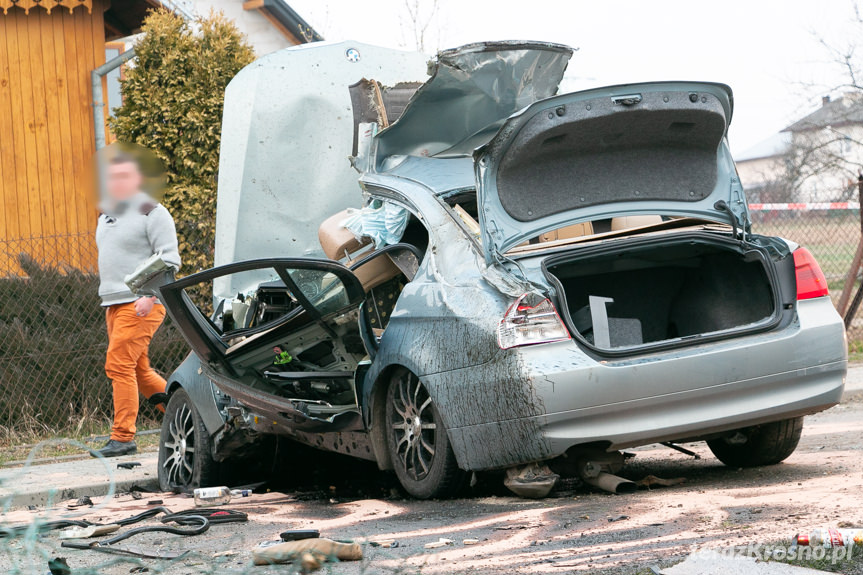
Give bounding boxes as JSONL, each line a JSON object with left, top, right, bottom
{"left": 582, "top": 471, "right": 637, "bottom": 494}
{"left": 91, "top": 47, "right": 137, "bottom": 150}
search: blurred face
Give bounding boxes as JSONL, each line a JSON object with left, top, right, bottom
{"left": 107, "top": 160, "right": 142, "bottom": 200}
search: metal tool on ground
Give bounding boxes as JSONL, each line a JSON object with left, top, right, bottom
{"left": 661, "top": 442, "right": 701, "bottom": 459}
{"left": 252, "top": 538, "right": 363, "bottom": 565}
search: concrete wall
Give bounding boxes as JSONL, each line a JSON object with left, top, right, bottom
{"left": 193, "top": 0, "right": 296, "bottom": 56}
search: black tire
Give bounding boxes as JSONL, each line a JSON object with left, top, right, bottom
{"left": 158, "top": 389, "right": 220, "bottom": 491}
{"left": 707, "top": 417, "right": 804, "bottom": 468}
{"left": 385, "top": 369, "right": 467, "bottom": 499}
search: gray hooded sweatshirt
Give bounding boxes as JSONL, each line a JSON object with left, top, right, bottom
{"left": 96, "top": 192, "right": 181, "bottom": 307}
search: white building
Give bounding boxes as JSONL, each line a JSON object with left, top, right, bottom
{"left": 736, "top": 94, "right": 863, "bottom": 203}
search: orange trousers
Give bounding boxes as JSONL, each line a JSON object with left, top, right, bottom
{"left": 105, "top": 302, "right": 167, "bottom": 442}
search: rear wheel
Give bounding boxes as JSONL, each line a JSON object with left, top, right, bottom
{"left": 385, "top": 369, "right": 466, "bottom": 499}
{"left": 707, "top": 417, "right": 803, "bottom": 468}
{"left": 158, "top": 389, "right": 220, "bottom": 491}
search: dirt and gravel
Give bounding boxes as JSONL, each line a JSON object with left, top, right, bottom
{"left": 2, "top": 390, "right": 862, "bottom": 575}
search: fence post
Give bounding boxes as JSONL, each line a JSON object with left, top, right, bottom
{"left": 840, "top": 173, "right": 863, "bottom": 326}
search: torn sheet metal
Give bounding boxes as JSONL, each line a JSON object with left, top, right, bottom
{"left": 214, "top": 42, "right": 428, "bottom": 265}
{"left": 373, "top": 41, "right": 573, "bottom": 165}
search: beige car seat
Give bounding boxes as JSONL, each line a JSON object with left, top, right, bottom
{"left": 537, "top": 222, "right": 594, "bottom": 242}
{"left": 318, "top": 210, "right": 401, "bottom": 291}
{"left": 610, "top": 215, "right": 663, "bottom": 231}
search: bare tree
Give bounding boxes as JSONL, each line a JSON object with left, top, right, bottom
{"left": 769, "top": 3, "right": 863, "bottom": 202}
{"left": 771, "top": 128, "right": 861, "bottom": 202}
{"left": 401, "top": 0, "right": 439, "bottom": 52}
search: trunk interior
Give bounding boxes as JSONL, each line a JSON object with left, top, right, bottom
{"left": 545, "top": 236, "right": 778, "bottom": 351}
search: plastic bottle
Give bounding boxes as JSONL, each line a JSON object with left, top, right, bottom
{"left": 795, "top": 528, "right": 863, "bottom": 547}
{"left": 231, "top": 489, "right": 251, "bottom": 498}
{"left": 193, "top": 486, "right": 231, "bottom": 506}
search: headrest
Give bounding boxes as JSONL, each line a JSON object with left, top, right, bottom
{"left": 318, "top": 210, "right": 371, "bottom": 261}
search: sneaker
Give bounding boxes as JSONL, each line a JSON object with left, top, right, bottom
{"left": 90, "top": 439, "right": 137, "bottom": 458}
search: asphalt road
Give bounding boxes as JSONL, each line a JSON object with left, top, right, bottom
{"left": 2, "top": 387, "right": 862, "bottom": 575}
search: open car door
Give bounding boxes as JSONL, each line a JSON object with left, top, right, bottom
{"left": 143, "top": 258, "right": 368, "bottom": 432}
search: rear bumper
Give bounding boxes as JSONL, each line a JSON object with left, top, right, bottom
{"left": 443, "top": 297, "right": 846, "bottom": 470}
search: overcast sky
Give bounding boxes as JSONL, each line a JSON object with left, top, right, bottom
{"left": 289, "top": 0, "right": 861, "bottom": 155}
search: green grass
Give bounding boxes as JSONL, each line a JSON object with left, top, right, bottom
{"left": 0, "top": 428, "right": 160, "bottom": 466}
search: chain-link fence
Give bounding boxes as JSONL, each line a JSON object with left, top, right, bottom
{"left": 0, "top": 233, "right": 190, "bottom": 444}
{"left": 2, "top": 209, "right": 863, "bottom": 443}
{"left": 750, "top": 207, "right": 863, "bottom": 342}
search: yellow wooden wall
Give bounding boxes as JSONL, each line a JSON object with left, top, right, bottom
{"left": 0, "top": 1, "right": 106, "bottom": 273}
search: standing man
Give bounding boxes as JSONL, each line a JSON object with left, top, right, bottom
{"left": 93, "top": 153, "right": 181, "bottom": 458}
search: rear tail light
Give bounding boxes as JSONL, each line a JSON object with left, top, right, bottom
{"left": 793, "top": 247, "right": 829, "bottom": 300}
{"left": 498, "top": 293, "right": 571, "bottom": 350}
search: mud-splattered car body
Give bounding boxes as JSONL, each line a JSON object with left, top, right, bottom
{"left": 143, "top": 40, "right": 847, "bottom": 498}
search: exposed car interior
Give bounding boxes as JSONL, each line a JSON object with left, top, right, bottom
{"left": 442, "top": 190, "right": 668, "bottom": 247}
{"left": 175, "top": 208, "right": 430, "bottom": 421}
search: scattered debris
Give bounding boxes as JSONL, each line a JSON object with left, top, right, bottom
{"left": 67, "top": 496, "right": 93, "bottom": 509}
{"left": 280, "top": 529, "right": 320, "bottom": 542}
{"left": 607, "top": 515, "right": 630, "bottom": 523}
{"left": 252, "top": 538, "right": 363, "bottom": 565}
{"left": 503, "top": 462, "right": 560, "bottom": 498}
{"left": 58, "top": 524, "right": 121, "bottom": 540}
{"left": 194, "top": 486, "right": 232, "bottom": 506}
{"left": 300, "top": 551, "right": 321, "bottom": 573}
{"left": 661, "top": 442, "right": 701, "bottom": 459}
{"left": 126, "top": 484, "right": 154, "bottom": 493}
{"left": 369, "top": 539, "right": 398, "bottom": 548}
{"left": 47, "top": 506, "right": 244, "bottom": 560}
{"left": 463, "top": 539, "right": 480, "bottom": 545}
{"left": 130, "top": 491, "right": 143, "bottom": 500}
{"left": 163, "top": 508, "right": 248, "bottom": 525}
{"left": 47, "top": 557, "right": 71, "bottom": 575}
{"left": 129, "top": 567, "right": 150, "bottom": 573}
{"left": 794, "top": 527, "right": 863, "bottom": 547}
{"left": 213, "top": 550, "right": 237, "bottom": 558}
{"left": 146, "top": 500, "right": 163, "bottom": 506}
{"left": 636, "top": 475, "right": 687, "bottom": 489}
{"left": 424, "top": 538, "right": 454, "bottom": 549}
{"left": 117, "top": 462, "right": 141, "bottom": 470}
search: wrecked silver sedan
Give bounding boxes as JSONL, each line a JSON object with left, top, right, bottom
{"left": 137, "top": 41, "right": 847, "bottom": 499}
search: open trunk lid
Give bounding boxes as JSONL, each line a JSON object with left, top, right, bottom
{"left": 474, "top": 82, "right": 748, "bottom": 263}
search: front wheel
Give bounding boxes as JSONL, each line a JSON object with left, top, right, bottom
{"left": 158, "top": 388, "right": 220, "bottom": 491}
{"left": 385, "top": 370, "right": 467, "bottom": 499}
{"left": 707, "top": 417, "right": 804, "bottom": 468}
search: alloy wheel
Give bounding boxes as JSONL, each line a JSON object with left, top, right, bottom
{"left": 162, "top": 401, "right": 196, "bottom": 486}
{"left": 389, "top": 371, "right": 438, "bottom": 481}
